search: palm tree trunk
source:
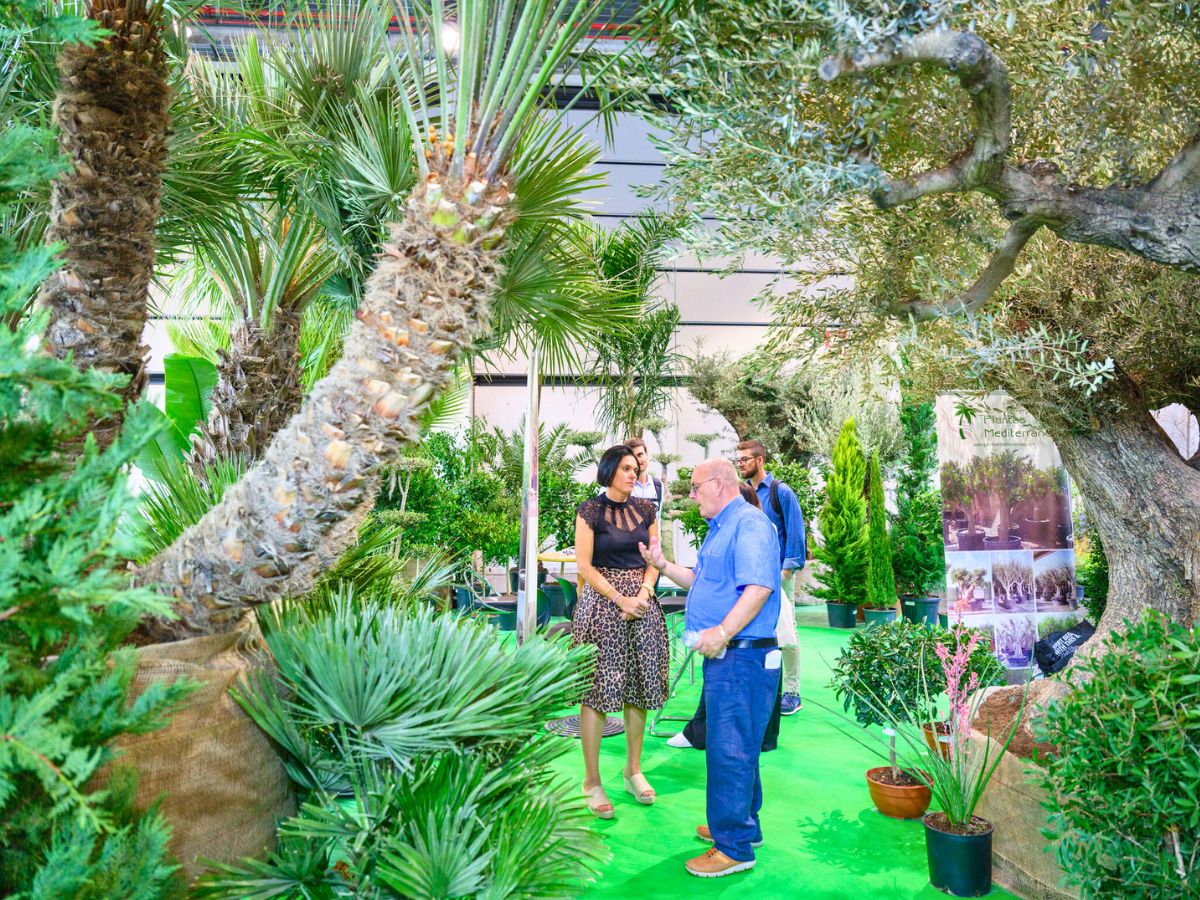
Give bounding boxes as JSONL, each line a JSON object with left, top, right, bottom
{"left": 187, "top": 310, "right": 304, "bottom": 474}
{"left": 138, "top": 178, "right": 512, "bottom": 640}
{"left": 38, "top": 0, "right": 169, "bottom": 448}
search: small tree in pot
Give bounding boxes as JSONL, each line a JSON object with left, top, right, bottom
{"left": 892, "top": 403, "right": 944, "bottom": 621}
{"left": 864, "top": 452, "right": 898, "bottom": 626}
{"left": 811, "top": 418, "right": 868, "bottom": 627}
{"left": 940, "top": 461, "right": 983, "bottom": 551}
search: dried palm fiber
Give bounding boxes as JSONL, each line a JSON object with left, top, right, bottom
{"left": 139, "top": 166, "right": 513, "bottom": 640}
{"left": 38, "top": 0, "right": 169, "bottom": 449}
{"left": 97, "top": 624, "right": 294, "bottom": 883}
{"left": 187, "top": 310, "right": 304, "bottom": 477}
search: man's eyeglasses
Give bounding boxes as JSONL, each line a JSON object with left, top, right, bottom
{"left": 733, "top": 456, "right": 756, "bottom": 465}
{"left": 689, "top": 476, "right": 719, "bottom": 496}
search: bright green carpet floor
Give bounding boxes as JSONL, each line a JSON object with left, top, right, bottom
{"left": 546, "top": 613, "right": 1018, "bottom": 900}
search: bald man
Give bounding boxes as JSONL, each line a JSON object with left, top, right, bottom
{"left": 640, "top": 458, "right": 781, "bottom": 879}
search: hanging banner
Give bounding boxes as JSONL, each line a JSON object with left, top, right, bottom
{"left": 935, "top": 393, "right": 1082, "bottom": 670}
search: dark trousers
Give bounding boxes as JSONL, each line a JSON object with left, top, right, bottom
{"left": 682, "top": 672, "right": 783, "bottom": 752}
{"left": 701, "top": 647, "right": 781, "bottom": 862}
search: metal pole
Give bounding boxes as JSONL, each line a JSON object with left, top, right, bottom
{"left": 516, "top": 345, "right": 540, "bottom": 645}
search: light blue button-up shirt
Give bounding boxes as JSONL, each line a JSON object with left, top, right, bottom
{"left": 686, "top": 496, "right": 781, "bottom": 639}
{"left": 754, "top": 471, "right": 806, "bottom": 571}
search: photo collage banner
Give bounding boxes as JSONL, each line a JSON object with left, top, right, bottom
{"left": 935, "top": 393, "right": 1084, "bottom": 670}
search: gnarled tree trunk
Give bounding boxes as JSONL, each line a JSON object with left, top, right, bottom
{"left": 186, "top": 310, "right": 304, "bottom": 476}
{"left": 38, "top": 0, "right": 169, "bottom": 448}
{"left": 138, "top": 176, "right": 512, "bottom": 641}
{"left": 1040, "top": 375, "right": 1200, "bottom": 644}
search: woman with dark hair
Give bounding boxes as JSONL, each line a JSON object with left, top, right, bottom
{"left": 573, "top": 444, "right": 668, "bottom": 818}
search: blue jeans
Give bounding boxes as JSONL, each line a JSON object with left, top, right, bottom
{"left": 702, "top": 646, "right": 781, "bottom": 862}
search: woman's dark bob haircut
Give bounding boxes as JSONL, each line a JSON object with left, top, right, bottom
{"left": 596, "top": 444, "right": 636, "bottom": 487}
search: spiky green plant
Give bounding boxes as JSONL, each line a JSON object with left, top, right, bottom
{"left": 194, "top": 601, "right": 603, "bottom": 897}
{"left": 140, "top": 0, "right": 647, "bottom": 639}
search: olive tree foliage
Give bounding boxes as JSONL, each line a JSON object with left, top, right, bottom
{"left": 622, "top": 0, "right": 1200, "bottom": 637}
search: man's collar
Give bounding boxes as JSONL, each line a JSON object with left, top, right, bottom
{"left": 710, "top": 494, "right": 746, "bottom": 527}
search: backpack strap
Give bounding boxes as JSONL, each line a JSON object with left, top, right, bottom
{"left": 769, "top": 479, "right": 787, "bottom": 554}
{"left": 653, "top": 478, "right": 663, "bottom": 506}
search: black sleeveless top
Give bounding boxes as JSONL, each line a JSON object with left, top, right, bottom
{"left": 577, "top": 494, "right": 655, "bottom": 569}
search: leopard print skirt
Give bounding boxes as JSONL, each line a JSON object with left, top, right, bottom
{"left": 572, "top": 566, "right": 669, "bottom": 713}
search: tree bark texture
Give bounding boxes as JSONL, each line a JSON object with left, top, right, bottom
{"left": 38, "top": 0, "right": 169, "bottom": 448}
{"left": 1041, "top": 375, "right": 1200, "bottom": 642}
{"left": 187, "top": 310, "right": 304, "bottom": 475}
{"left": 138, "top": 178, "right": 511, "bottom": 640}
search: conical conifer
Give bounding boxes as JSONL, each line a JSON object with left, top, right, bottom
{"left": 865, "top": 451, "right": 897, "bottom": 609}
{"left": 811, "top": 418, "right": 868, "bottom": 606}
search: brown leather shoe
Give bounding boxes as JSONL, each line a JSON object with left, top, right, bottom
{"left": 685, "top": 847, "right": 757, "bottom": 878}
{"left": 696, "top": 824, "right": 764, "bottom": 848}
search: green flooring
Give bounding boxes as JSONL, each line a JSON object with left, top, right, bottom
{"left": 547, "top": 614, "right": 1018, "bottom": 900}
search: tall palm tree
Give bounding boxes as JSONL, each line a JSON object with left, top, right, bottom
{"left": 139, "top": 0, "right": 642, "bottom": 640}
{"left": 37, "top": 0, "right": 170, "bottom": 448}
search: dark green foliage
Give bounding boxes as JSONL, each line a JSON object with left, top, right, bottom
{"left": 197, "top": 599, "right": 604, "bottom": 898}
{"left": 811, "top": 419, "right": 868, "bottom": 605}
{"left": 1075, "top": 523, "right": 1109, "bottom": 624}
{"left": 830, "top": 620, "right": 1004, "bottom": 729}
{"left": 0, "top": 21, "right": 191, "bottom": 891}
{"left": 770, "top": 459, "right": 823, "bottom": 533}
{"left": 541, "top": 467, "right": 595, "bottom": 552}
{"left": 865, "top": 451, "right": 896, "bottom": 609}
{"left": 891, "top": 402, "right": 945, "bottom": 597}
{"left": 1040, "top": 612, "right": 1199, "bottom": 898}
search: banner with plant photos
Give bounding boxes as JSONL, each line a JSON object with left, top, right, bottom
{"left": 935, "top": 393, "right": 1082, "bottom": 670}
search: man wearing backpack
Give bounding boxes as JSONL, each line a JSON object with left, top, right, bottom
{"left": 625, "top": 437, "right": 664, "bottom": 519}
{"left": 734, "top": 440, "right": 806, "bottom": 715}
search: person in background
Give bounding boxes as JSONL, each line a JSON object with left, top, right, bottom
{"left": 734, "top": 440, "right": 806, "bottom": 715}
{"left": 639, "top": 458, "right": 781, "bottom": 878}
{"left": 623, "top": 436, "right": 664, "bottom": 519}
{"left": 573, "top": 445, "right": 668, "bottom": 819}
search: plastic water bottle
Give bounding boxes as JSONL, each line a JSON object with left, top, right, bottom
{"left": 682, "top": 629, "right": 726, "bottom": 660}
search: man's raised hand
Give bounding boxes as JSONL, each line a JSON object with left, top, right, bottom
{"left": 638, "top": 538, "right": 667, "bottom": 570}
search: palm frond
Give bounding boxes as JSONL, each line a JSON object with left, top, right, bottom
{"left": 129, "top": 455, "right": 247, "bottom": 562}
{"left": 417, "top": 364, "right": 471, "bottom": 432}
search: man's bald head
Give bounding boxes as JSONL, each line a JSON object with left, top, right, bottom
{"left": 692, "top": 457, "right": 741, "bottom": 517}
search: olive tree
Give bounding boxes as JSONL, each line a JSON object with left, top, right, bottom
{"left": 627, "top": 0, "right": 1200, "bottom": 642}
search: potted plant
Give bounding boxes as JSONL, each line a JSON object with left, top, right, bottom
{"left": 940, "top": 461, "right": 984, "bottom": 551}
{"left": 843, "top": 608, "right": 1024, "bottom": 896}
{"left": 1021, "top": 465, "right": 1060, "bottom": 548}
{"left": 811, "top": 418, "right": 868, "bottom": 628}
{"left": 971, "top": 451, "right": 1028, "bottom": 551}
{"left": 830, "top": 620, "right": 940, "bottom": 818}
{"left": 864, "top": 452, "right": 898, "bottom": 627}
{"left": 892, "top": 403, "right": 944, "bottom": 624}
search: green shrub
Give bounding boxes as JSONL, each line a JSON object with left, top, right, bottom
{"left": 890, "top": 402, "right": 944, "bottom": 597}
{"left": 770, "top": 459, "right": 823, "bottom": 533}
{"left": 1075, "top": 524, "right": 1108, "bottom": 624}
{"left": 197, "top": 598, "right": 603, "bottom": 897}
{"left": 810, "top": 418, "right": 868, "bottom": 606}
{"left": 1036, "top": 613, "right": 1082, "bottom": 640}
{"left": 1040, "top": 612, "right": 1199, "bottom": 899}
{"left": 865, "top": 451, "right": 897, "bottom": 609}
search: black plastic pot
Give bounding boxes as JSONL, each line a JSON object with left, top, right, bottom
{"left": 902, "top": 596, "right": 941, "bottom": 626}
{"left": 983, "top": 535, "right": 1022, "bottom": 551}
{"left": 923, "top": 814, "right": 993, "bottom": 897}
{"left": 826, "top": 602, "right": 857, "bottom": 629}
{"left": 955, "top": 529, "right": 984, "bottom": 551}
{"left": 541, "top": 581, "right": 565, "bottom": 617}
{"left": 508, "top": 568, "right": 548, "bottom": 593}
{"left": 864, "top": 607, "right": 897, "bottom": 628}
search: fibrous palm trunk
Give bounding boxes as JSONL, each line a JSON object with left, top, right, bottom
{"left": 139, "top": 174, "right": 513, "bottom": 640}
{"left": 38, "top": 0, "right": 169, "bottom": 448}
{"left": 187, "top": 309, "right": 304, "bottom": 475}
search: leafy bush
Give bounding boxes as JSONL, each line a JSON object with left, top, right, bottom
{"left": 771, "top": 459, "right": 823, "bottom": 535}
{"left": 1040, "top": 612, "right": 1199, "bottom": 899}
{"left": 1075, "top": 524, "right": 1108, "bottom": 624}
{"left": 197, "top": 599, "right": 603, "bottom": 897}
{"left": 891, "top": 402, "right": 944, "bottom": 597}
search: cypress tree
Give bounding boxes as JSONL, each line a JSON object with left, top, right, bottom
{"left": 811, "top": 418, "right": 868, "bottom": 606}
{"left": 865, "top": 451, "right": 897, "bottom": 609}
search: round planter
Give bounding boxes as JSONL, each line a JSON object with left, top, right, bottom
{"left": 541, "top": 581, "right": 565, "bottom": 617}
{"left": 923, "top": 813, "right": 994, "bottom": 897}
{"left": 983, "top": 535, "right": 1022, "bottom": 551}
{"left": 955, "top": 529, "right": 985, "bottom": 551}
{"left": 902, "top": 596, "right": 941, "bottom": 626}
{"left": 864, "top": 607, "right": 898, "bottom": 628}
{"left": 1023, "top": 518, "right": 1053, "bottom": 548}
{"left": 825, "top": 602, "right": 857, "bottom": 629}
{"left": 922, "top": 722, "right": 953, "bottom": 761}
{"left": 866, "top": 767, "right": 932, "bottom": 819}
{"left": 508, "top": 568, "right": 548, "bottom": 593}
{"left": 938, "top": 612, "right": 949, "bottom": 628}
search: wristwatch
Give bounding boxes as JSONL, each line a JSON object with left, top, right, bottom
{"left": 640, "top": 583, "right": 657, "bottom": 600}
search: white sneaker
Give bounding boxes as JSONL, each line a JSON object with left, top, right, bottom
{"left": 667, "top": 732, "right": 693, "bottom": 748}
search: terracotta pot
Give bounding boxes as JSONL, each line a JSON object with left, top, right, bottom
{"left": 923, "top": 722, "right": 953, "bottom": 761}
{"left": 866, "top": 767, "right": 932, "bottom": 819}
